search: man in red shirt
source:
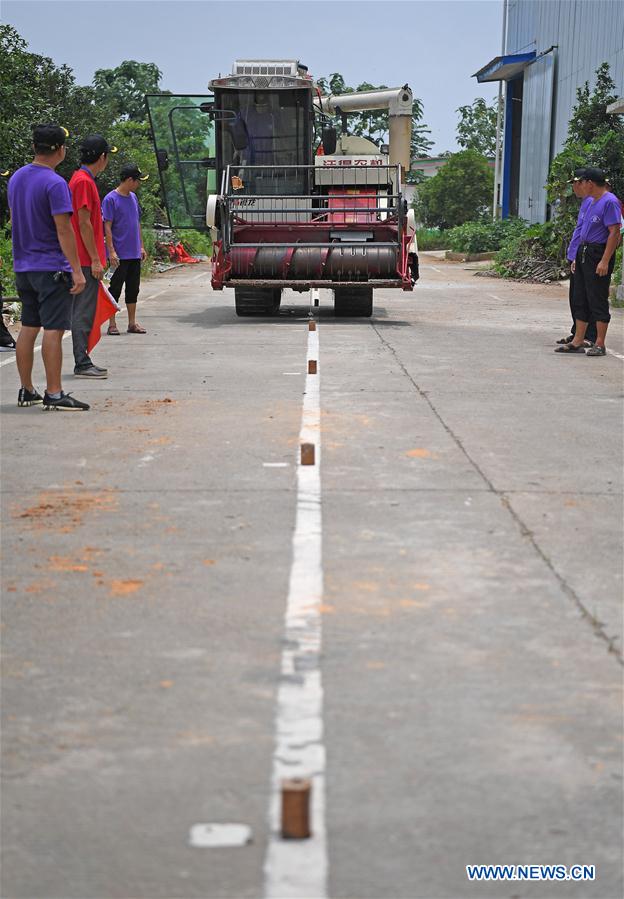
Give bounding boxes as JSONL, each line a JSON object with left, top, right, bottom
{"left": 69, "top": 134, "right": 117, "bottom": 378}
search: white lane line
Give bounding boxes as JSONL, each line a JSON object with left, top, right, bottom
{"left": 283, "top": 372, "right": 301, "bottom": 376}
{"left": 430, "top": 265, "right": 442, "bottom": 273}
{"left": 607, "top": 348, "right": 624, "bottom": 361}
{"left": 263, "top": 462, "right": 290, "bottom": 468}
{"left": 264, "top": 319, "right": 326, "bottom": 899}
{"left": 0, "top": 330, "right": 71, "bottom": 368}
{"left": 488, "top": 293, "right": 503, "bottom": 301}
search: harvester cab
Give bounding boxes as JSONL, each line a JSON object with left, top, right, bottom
{"left": 146, "top": 59, "right": 418, "bottom": 317}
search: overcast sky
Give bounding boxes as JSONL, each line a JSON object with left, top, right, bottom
{"left": 3, "top": 0, "right": 503, "bottom": 154}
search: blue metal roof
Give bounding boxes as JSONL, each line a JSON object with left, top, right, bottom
{"left": 473, "top": 52, "right": 536, "bottom": 83}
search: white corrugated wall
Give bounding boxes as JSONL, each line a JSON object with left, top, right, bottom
{"left": 504, "top": 0, "right": 624, "bottom": 222}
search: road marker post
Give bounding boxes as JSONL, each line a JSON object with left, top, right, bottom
{"left": 281, "top": 779, "right": 312, "bottom": 839}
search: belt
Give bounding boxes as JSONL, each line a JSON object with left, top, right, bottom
{"left": 581, "top": 242, "right": 606, "bottom": 264}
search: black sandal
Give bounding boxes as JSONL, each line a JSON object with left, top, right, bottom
{"left": 555, "top": 335, "right": 574, "bottom": 345}
{"left": 554, "top": 343, "right": 585, "bottom": 353}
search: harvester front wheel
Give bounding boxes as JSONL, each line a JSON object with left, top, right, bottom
{"left": 235, "top": 288, "right": 282, "bottom": 317}
{"left": 333, "top": 287, "right": 373, "bottom": 318}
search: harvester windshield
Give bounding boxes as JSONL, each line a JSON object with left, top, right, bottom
{"left": 216, "top": 88, "right": 312, "bottom": 196}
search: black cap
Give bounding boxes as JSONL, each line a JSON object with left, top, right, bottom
{"left": 580, "top": 166, "right": 607, "bottom": 184}
{"left": 120, "top": 164, "right": 149, "bottom": 182}
{"left": 33, "top": 124, "right": 68, "bottom": 150}
{"left": 80, "top": 134, "right": 118, "bottom": 163}
{"left": 567, "top": 167, "right": 588, "bottom": 183}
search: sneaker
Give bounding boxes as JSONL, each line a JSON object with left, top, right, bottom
{"left": 74, "top": 365, "right": 108, "bottom": 379}
{"left": 17, "top": 387, "right": 44, "bottom": 407}
{"left": 42, "top": 391, "right": 90, "bottom": 411}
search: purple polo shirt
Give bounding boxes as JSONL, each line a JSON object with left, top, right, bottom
{"left": 579, "top": 191, "right": 621, "bottom": 244}
{"left": 7, "top": 164, "right": 73, "bottom": 272}
{"left": 101, "top": 190, "right": 142, "bottom": 259}
{"left": 567, "top": 197, "right": 592, "bottom": 262}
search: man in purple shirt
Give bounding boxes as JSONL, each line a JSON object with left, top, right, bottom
{"left": 102, "top": 164, "right": 148, "bottom": 335}
{"left": 556, "top": 167, "right": 621, "bottom": 357}
{"left": 556, "top": 169, "right": 597, "bottom": 346}
{"left": 8, "top": 124, "right": 89, "bottom": 410}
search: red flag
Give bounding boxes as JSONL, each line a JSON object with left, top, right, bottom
{"left": 87, "top": 282, "right": 120, "bottom": 353}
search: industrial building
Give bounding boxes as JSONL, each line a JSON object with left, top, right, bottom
{"left": 474, "top": 0, "right": 624, "bottom": 223}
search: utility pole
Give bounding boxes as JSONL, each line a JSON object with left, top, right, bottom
{"left": 493, "top": 0, "right": 508, "bottom": 220}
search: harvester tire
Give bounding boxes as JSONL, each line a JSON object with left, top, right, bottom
{"left": 235, "top": 288, "right": 282, "bottom": 316}
{"left": 333, "top": 287, "right": 373, "bottom": 318}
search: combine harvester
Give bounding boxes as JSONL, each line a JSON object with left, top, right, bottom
{"left": 146, "top": 59, "right": 419, "bottom": 317}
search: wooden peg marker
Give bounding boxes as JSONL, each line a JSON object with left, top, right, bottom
{"left": 308, "top": 360, "right": 317, "bottom": 375}
{"left": 301, "top": 443, "right": 315, "bottom": 466}
{"left": 281, "top": 778, "right": 311, "bottom": 839}
{"left": 308, "top": 321, "right": 316, "bottom": 332}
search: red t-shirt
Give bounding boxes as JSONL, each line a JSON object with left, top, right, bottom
{"left": 69, "top": 167, "right": 105, "bottom": 267}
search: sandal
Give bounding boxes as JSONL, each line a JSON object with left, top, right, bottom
{"left": 127, "top": 324, "right": 147, "bottom": 334}
{"left": 107, "top": 326, "right": 120, "bottom": 336}
{"left": 555, "top": 335, "right": 574, "bottom": 345}
{"left": 586, "top": 345, "right": 606, "bottom": 356}
{"left": 554, "top": 343, "right": 585, "bottom": 353}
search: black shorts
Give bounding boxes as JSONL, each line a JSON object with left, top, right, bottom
{"left": 109, "top": 258, "right": 141, "bottom": 304}
{"left": 16, "top": 270, "right": 73, "bottom": 331}
{"left": 572, "top": 244, "right": 614, "bottom": 324}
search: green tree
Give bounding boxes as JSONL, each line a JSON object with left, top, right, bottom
{"left": 93, "top": 61, "right": 163, "bottom": 123}
{"left": 0, "top": 24, "right": 115, "bottom": 222}
{"left": 456, "top": 97, "right": 501, "bottom": 156}
{"left": 415, "top": 150, "right": 493, "bottom": 228}
{"left": 547, "top": 62, "right": 624, "bottom": 262}
{"left": 316, "top": 72, "right": 433, "bottom": 181}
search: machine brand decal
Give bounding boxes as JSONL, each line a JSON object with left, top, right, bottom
{"left": 231, "top": 175, "right": 244, "bottom": 190}
{"left": 321, "top": 158, "right": 383, "bottom": 167}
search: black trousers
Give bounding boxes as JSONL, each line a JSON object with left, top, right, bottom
{"left": 109, "top": 258, "right": 141, "bottom": 304}
{"left": 572, "top": 244, "right": 613, "bottom": 325}
{"left": 569, "top": 271, "right": 597, "bottom": 342}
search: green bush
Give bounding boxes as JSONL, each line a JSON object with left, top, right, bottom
{"left": 494, "top": 221, "right": 563, "bottom": 277}
{"left": 415, "top": 227, "right": 449, "bottom": 250}
{"left": 446, "top": 218, "right": 527, "bottom": 254}
{"left": 0, "top": 226, "right": 15, "bottom": 295}
{"left": 414, "top": 150, "right": 493, "bottom": 228}
{"left": 178, "top": 229, "right": 212, "bottom": 256}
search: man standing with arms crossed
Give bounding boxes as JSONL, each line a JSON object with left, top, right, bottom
{"left": 8, "top": 124, "right": 89, "bottom": 410}
{"left": 69, "top": 134, "right": 117, "bottom": 378}
{"left": 103, "top": 164, "right": 149, "bottom": 335}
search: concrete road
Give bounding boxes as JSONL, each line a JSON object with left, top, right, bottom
{"left": 1, "top": 258, "right": 622, "bottom": 899}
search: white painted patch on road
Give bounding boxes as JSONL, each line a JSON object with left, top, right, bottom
{"left": 263, "top": 462, "right": 290, "bottom": 468}
{"left": 138, "top": 454, "right": 155, "bottom": 466}
{"left": 488, "top": 294, "right": 504, "bottom": 301}
{"left": 283, "top": 372, "right": 301, "bottom": 376}
{"left": 263, "top": 316, "right": 327, "bottom": 899}
{"left": 189, "top": 823, "right": 252, "bottom": 848}
{"left": 607, "top": 348, "right": 624, "bottom": 361}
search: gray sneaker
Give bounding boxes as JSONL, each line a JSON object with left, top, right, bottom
{"left": 74, "top": 365, "right": 108, "bottom": 379}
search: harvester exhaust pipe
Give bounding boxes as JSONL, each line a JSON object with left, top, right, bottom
{"left": 318, "top": 86, "right": 413, "bottom": 175}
